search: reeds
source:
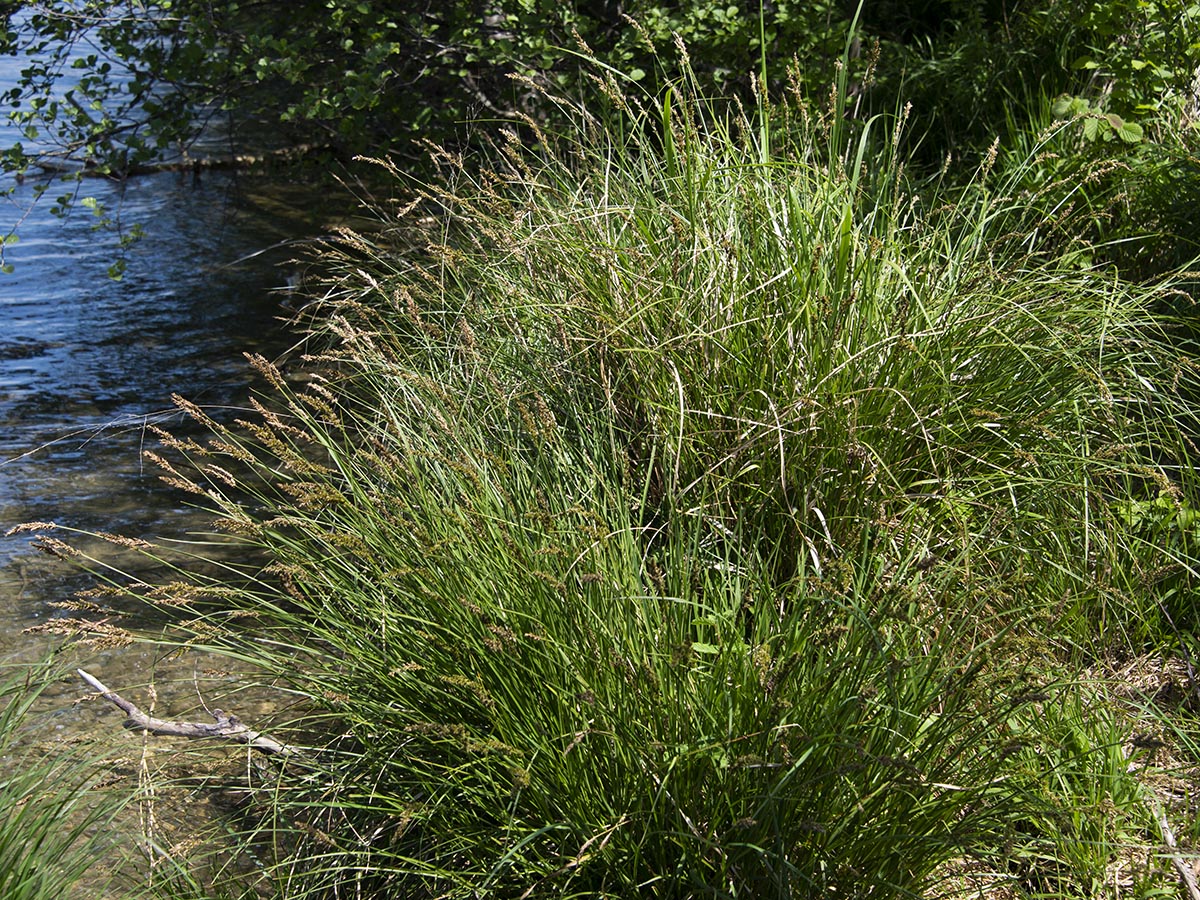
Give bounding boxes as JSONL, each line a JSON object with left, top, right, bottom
{"left": 0, "top": 660, "right": 129, "bottom": 900}
{"left": 29, "top": 46, "right": 1200, "bottom": 900}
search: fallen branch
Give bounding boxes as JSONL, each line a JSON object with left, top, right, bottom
{"left": 78, "top": 668, "right": 298, "bottom": 757}
{"left": 1154, "top": 801, "right": 1200, "bottom": 900}
{"left": 34, "top": 143, "right": 337, "bottom": 179}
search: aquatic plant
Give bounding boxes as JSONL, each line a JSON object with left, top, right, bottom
{"left": 0, "top": 659, "right": 129, "bottom": 900}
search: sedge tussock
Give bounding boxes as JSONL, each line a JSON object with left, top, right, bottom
{"left": 46, "top": 47, "right": 1200, "bottom": 900}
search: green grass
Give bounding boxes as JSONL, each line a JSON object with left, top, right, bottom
{"left": 0, "top": 660, "right": 129, "bottom": 900}
{"left": 22, "top": 51, "right": 1200, "bottom": 899}
{"left": 314, "top": 58, "right": 1199, "bottom": 649}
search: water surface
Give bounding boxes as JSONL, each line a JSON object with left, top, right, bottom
{"left": 0, "top": 20, "right": 369, "bottom": 894}
{"left": 2, "top": 168, "right": 329, "bottom": 651}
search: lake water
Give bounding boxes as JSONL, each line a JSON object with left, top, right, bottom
{"left": 1, "top": 167, "right": 335, "bottom": 645}
{"left": 0, "top": 26, "right": 365, "bottom": 891}
{"left": 0, "top": 22, "right": 353, "bottom": 842}
{"left": 0, "top": 10, "right": 356, "bottom": 662}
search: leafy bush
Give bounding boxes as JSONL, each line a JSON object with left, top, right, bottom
{"left": 878, "top": 0, "right": 1200, "bottom": 279}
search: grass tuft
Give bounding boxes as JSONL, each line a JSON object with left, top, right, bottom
{"left": 43, "top": 49, "right": 1200, "bottom": 900}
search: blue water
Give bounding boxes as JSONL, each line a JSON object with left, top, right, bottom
{"left": 0, "top": 24, "right": 337, "bottom": 655}
{"left": 1, "top": 171, "right": 308, "bottom": 544}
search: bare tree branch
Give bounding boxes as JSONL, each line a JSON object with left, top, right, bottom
{"left": 1154, "top": 801, "right": 1200, "bottom": 900}
{"left": 78, "top": 668, "right": 298, "bottom": 757}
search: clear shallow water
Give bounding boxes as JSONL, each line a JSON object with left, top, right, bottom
{"left": 0, "top": 23, "right": 355, "bottom": 892}
{"left": 0, "top": 25, "right": 328, "bottom": 634}
{"left": 0, "top": 154, "right": 350, "bottom": 899}
{"left": 0, "top": 170, "right": 326, "bottom": 657}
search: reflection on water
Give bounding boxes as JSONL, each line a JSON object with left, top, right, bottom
{"left": 0, "top": 169, "right": 336, "bottom": 662}
{"left": 0, "top": 159, "right": 350, "bottom": 895}
{"left": 1, "top": 16, "right": 328, "bottom": 633}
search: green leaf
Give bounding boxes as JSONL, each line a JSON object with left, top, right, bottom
{"left": 1051, "top": 94, "right": 1073, "bottom": 117}
{"left": 691, "top": 642, "right": 719, "bottom": 655}
{"left": 1117, "top": 120, "right": 1143, "bottom": 143}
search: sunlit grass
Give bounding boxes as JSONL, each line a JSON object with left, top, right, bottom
{"left": 18, "top": 47, "right": 1200, "bottom": 900}
{"left": 0, "top": 660, "right": 129, "bottom": 900}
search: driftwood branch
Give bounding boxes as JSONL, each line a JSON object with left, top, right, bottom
{"left": 1154, "top": 801, "right": 1200, "bottom": 900}
{"left": 78, "top": 668, "right": 298, "bottom": 757}
{"left": 34, "top": 143, "right": 337, "bottom": 179}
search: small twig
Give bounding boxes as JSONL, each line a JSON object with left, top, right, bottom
{"left": 1153, "top": 801, "right": 1200, "bottom": 900}
{"left": 78, "top": 668, "right": 298, "bottom": 757}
